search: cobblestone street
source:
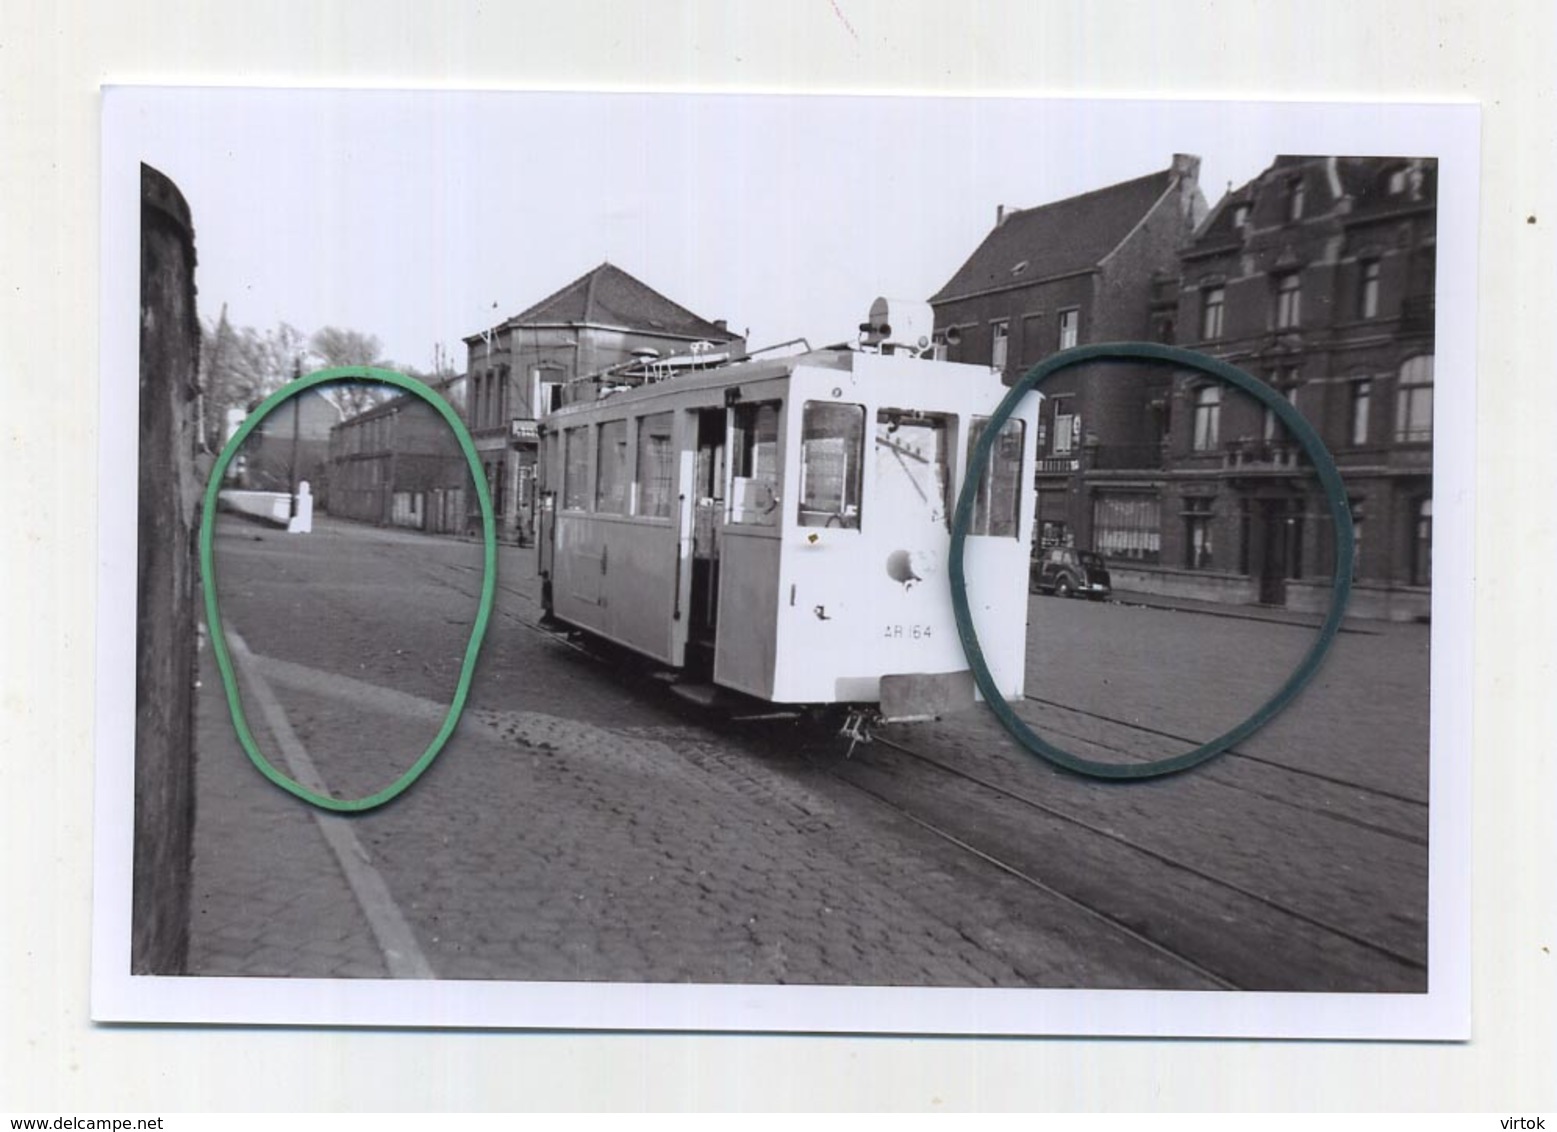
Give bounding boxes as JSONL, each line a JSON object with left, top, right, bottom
{"left": 187, "top": 514, "right": 1430, "bottom": 994}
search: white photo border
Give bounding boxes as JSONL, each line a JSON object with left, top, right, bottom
{"left": 94, "top": 88, "right": 1477, "bottom": 1039}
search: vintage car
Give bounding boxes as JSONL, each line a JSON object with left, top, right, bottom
{"left": 1030, "top": 546, "right": 1112, "bottom": 600}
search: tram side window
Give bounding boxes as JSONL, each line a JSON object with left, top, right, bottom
{"left": 731, "top": 401, "right": 782, "bottom": 526}
{"left": 966, "top": 416, "right": 1026, "bottom": 537}
{"left": 875, "top": 409, "right": 954, "bottom": 530}
{"left": 595, "top": 419, "right": 630, "bottom": 514}
{"left": 799, "top": 401, "right": 864, "bottom": 529}
{"left": 563, "top": 427, "right": 590, "bottom": 511}
{"left": 635, "top": 412, "right": 675, "bottom": 519}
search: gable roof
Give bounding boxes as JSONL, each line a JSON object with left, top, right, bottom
{"left": 931, "top": 168, "right": 1176, "bottom": 304}
{"left": 495, "top": 262, "right": 737, "bottom": 342}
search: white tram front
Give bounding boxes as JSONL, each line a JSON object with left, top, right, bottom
{"left": 536, "top": 301, "right": 1040, "bottom": 726}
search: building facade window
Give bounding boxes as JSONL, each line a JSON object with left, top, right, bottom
{"left": 1412, "top": 497, "right": 1433, "bottom": 586}
{"left": 1395, "top": 355, "right": 1434, "bottom": 442}
{"left": 1059, "top": 308, "right": 1079, "bottom": 350}
{"left": 1192, "top": 385, "right": 1221, "bottom": 451}
{"left": 1021, "top": 313, "right": 1046, "bottom": 364}
{"left": 532, "top": 366, "right": 565, "bottom": 416}
{"left": 1350, "top": 497, "right": 1366, "bottom": 580}
{"left": 1286, "top": 177, "right": 1306, "bottom": 222}
{"left": 1359, "top": 259, "right": 1381, "bottom": 319}
{"left": 1051, "top": 396, "right": 1075, "bottom": 455}
{"left": 1092, "top": 493, "right": 1161, "bottom": 563}
{"left": 1183, "top": 497, "right": 1215, "bottom": 569}
{"left": 1200, "top": 285, "right": 1225, "bottom": 340}
{"left": 1350, "top": 378, "right": 1372, "bottom": 446}
{"left": 990, "top": 320, "right": 1009, "bottom": 369}
{"left": 1274, "top": 271, "right": 1302, "bottom": 329}
{"left": 1232, "top": 202, "right": 1251, "bottom": 228}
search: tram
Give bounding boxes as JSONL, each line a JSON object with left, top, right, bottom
{"left": 536, "top": 299, "right": 1040, "bottom": 732}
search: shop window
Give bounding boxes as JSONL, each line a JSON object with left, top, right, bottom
{"left": 1092, "top": 494, "right": 1160, "bottom": 563}
{"left": 798, "top": 402, "right": 863, "bottom": 529}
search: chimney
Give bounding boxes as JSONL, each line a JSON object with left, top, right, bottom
{"left": 996, "top": 204, "right": 1010, "bottom": 227}
{"left": 1171, "top": 153, "right": 1207, "bottom": 229}
{"left": 713, "top": 319, "right": 728, "bottom": 332}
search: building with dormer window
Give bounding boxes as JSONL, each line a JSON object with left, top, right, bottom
{"left": 929, "top": 156, "right": 1207, "bottom": 553}
{"left": 1153, "top": 155, "right": 1436, "bottom": 620}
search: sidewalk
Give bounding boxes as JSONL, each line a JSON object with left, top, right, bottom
{"left": 1105, "top": 588, "right": 1386, "bottom": 634}
{"left": 186, "top": 636, "right": 393, "bottom": 978}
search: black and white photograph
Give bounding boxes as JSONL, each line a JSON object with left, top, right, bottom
{"left": 95, "top": 89, "right": 1475, "bottom": 1037}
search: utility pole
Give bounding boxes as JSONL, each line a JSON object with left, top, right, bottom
{"left": 288, "top": 353, "right": 302, "bottom": 516}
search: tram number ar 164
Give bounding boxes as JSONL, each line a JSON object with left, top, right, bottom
{"left": 883, "top": 623, "right": 934, "bottom": 640}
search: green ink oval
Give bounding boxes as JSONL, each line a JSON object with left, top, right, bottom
{"left": 199, "top": 366, "right": 497, "bottom": 812}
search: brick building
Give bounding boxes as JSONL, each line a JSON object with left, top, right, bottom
{"left": 1133, "top": 155, "right": 1437, "bottom": 620}
{"left": 239, "top": 387, "right": 340, "bottom": 497}
{"left": 328, "top": 384, "right": 473, "bottom": 535}
{"left": 929, "top": 156, "right": 1207, "bottom": 553}
{"left": 464, "top": 263, "right": 744, "bottom": 543}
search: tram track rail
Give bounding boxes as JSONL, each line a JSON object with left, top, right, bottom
{"left": 410, "top": 548, "right": 1427, "bottom": 992}
{"left": 1022, "top": 692, "right": 1429, "bottom": 817}
{"left": 852, "top": 732, "right": 1426, "bottom": 976}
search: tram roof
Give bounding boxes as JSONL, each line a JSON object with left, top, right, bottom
{"left": 543, "top": 346, "right": 1011, "bottom": 424}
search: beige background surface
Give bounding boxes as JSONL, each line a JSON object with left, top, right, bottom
{"left": 3, "top": 0, "right": 1552, "bottom": 1111}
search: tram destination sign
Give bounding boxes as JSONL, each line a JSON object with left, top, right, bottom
{"left": 510, "top": 417, "right": 540, "bottom": 442}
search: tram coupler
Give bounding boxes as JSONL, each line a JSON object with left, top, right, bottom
{"left": 839, "top": 708, "right": 880, "bottom": 757}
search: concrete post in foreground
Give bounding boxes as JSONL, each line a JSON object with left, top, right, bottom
{"left": 134, "top": 163, "right": 201, "bottom": 975}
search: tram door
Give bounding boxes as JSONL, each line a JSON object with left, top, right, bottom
{"left": 686, "top": 408, "right": 726, "bottom": 672}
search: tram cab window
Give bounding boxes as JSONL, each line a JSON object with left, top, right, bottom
{"left": 595, "top": 419, "right": 630, "bottom": 514}
{"left": 731, "top": 401, "right": 781, "bottom": 526}
{"left": 798, "top": 401, "right": 864, "bottom": 529}
{"left": 966, "top": 416, "right": 1026, "bottom": 537}
{"left": 635, "top": 412, "right": 675, "bottom": 519}
{"left": 563, "top": 427, "right": 590, "bottom": 511}
{"left": 875, "top": 409, "right": 954, "bottom": 529}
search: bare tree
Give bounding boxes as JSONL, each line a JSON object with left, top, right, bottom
{"left": 309, "top": 326, "right": 389, "bottom": 419}
{"left": 199, "top": 315, "right": 307, "bottom": 451}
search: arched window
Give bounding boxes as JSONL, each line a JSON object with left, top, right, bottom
{"left": 1395, "top": 355, "right": 1434, "bottom": 443}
